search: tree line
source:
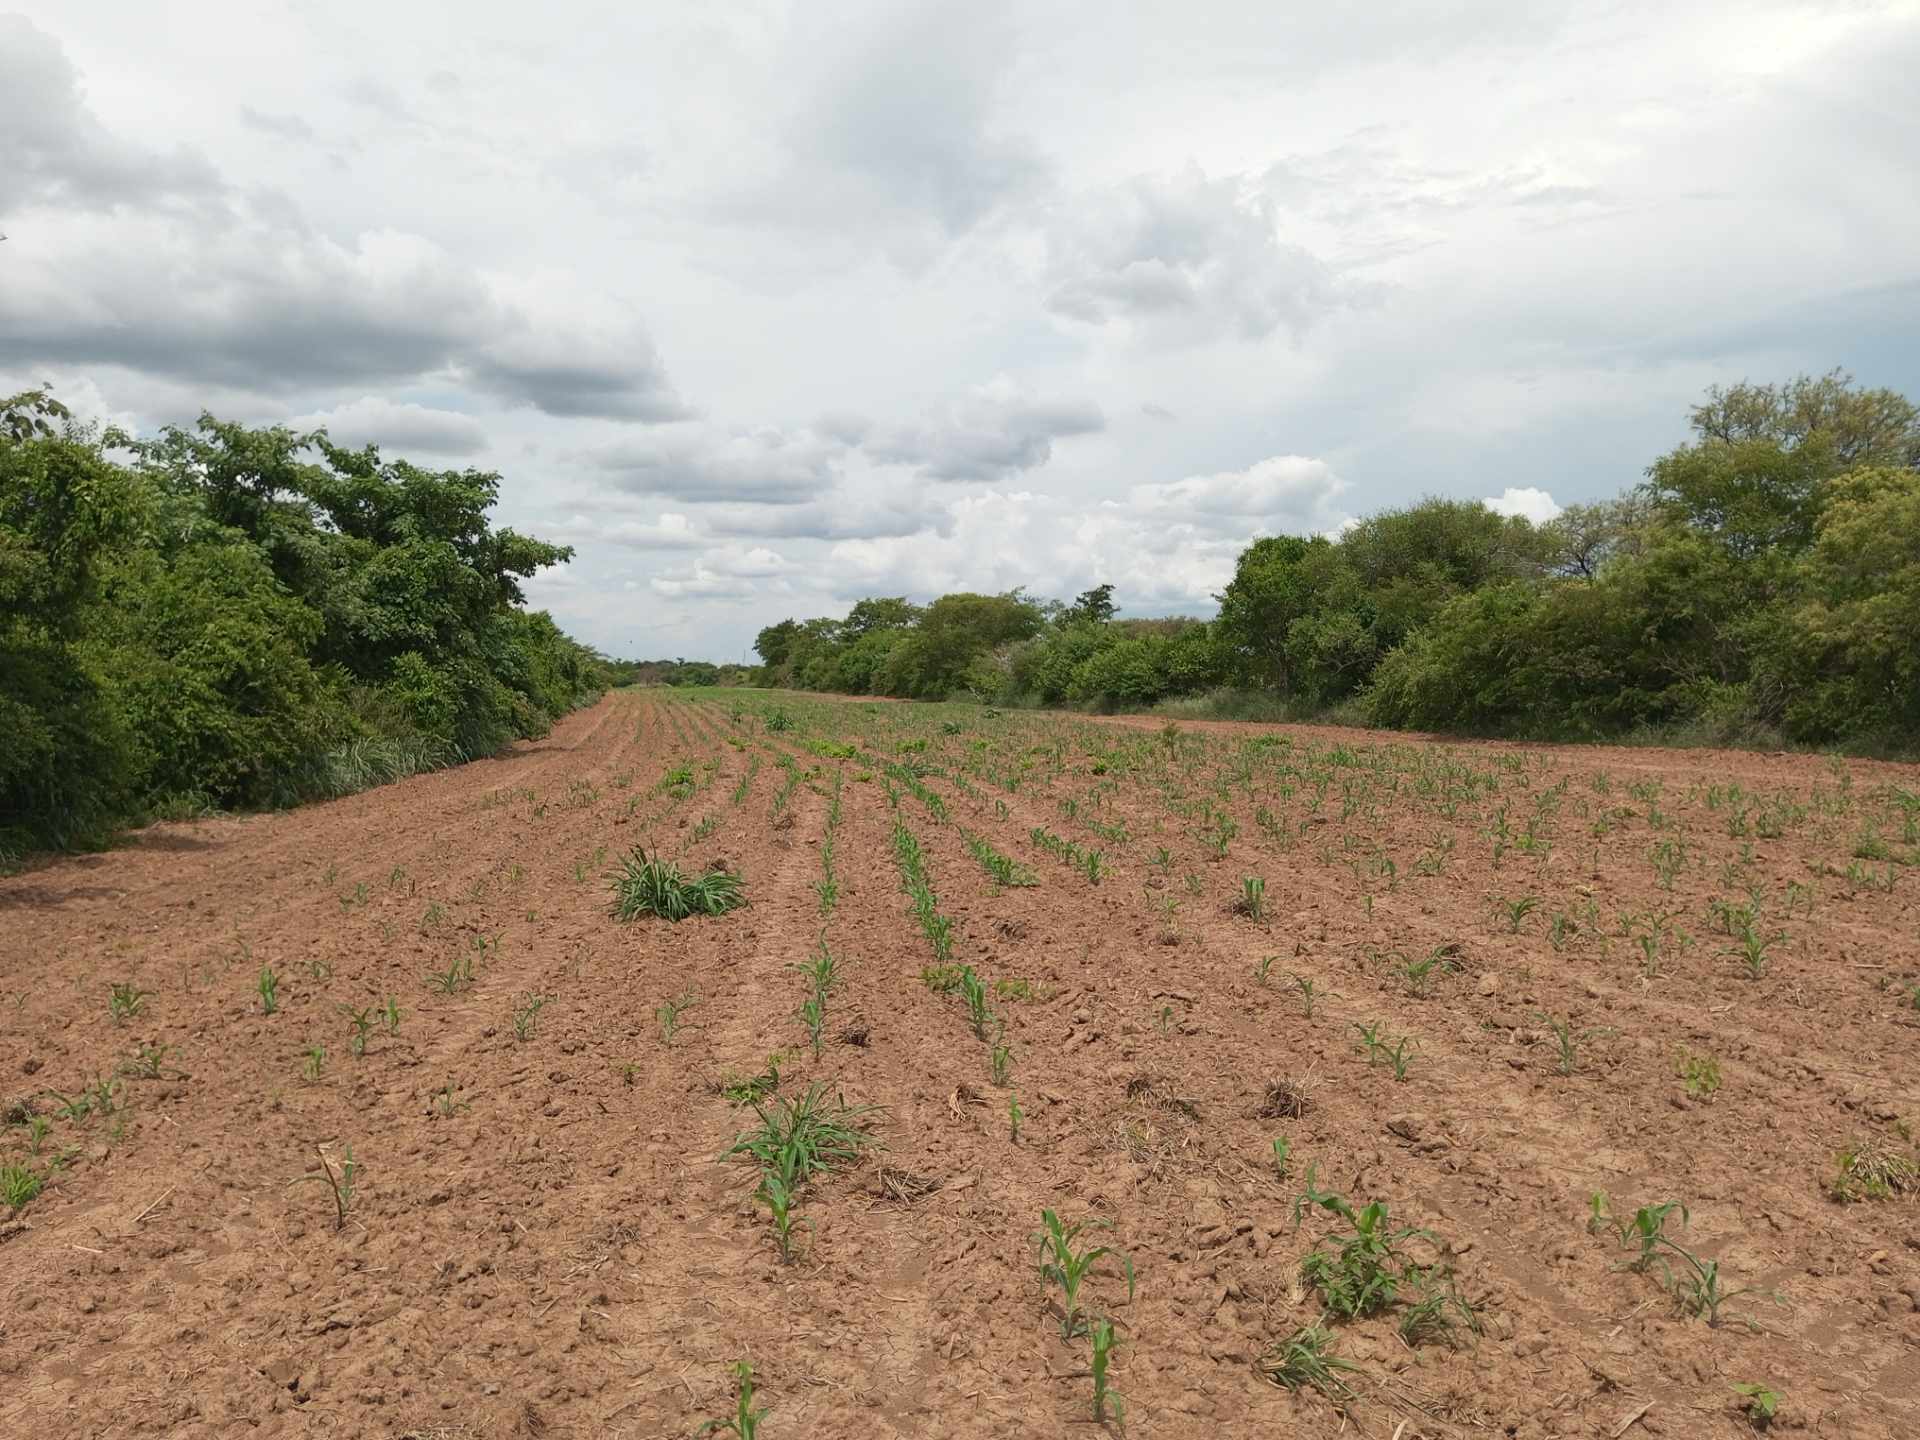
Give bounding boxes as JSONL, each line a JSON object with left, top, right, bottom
{"left": 753, "top": 373, "right": 1920, "bottom": 750}
{"left": 1, "top": 389, "right": 606, "bottom": 861}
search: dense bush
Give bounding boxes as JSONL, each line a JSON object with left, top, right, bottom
{"left": 756, "top": 372, "right": 1920, "bottom": 752}
{"left": 0, "top": 388, "right": 606, "bottom": 858}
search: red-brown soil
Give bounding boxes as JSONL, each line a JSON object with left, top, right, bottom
{"left": 4, "top": 690, "right": 1919, "bottom": 1439}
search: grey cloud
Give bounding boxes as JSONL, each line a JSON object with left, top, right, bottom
{"left": 545, "top": 513, "right": 707, "bottom": 550}
{"left": 287, "top": 396, "right": 489, "bottom": 457}
{"left": 1046, "top": 168, "right": 1345, "bottom": 342}
{"left": 466, "top": 341, "right": 689, "bottom": 423}
{"left": 0, "top": 21, "right": 687, "bottom": 424}
{"left": 813, "top": 411, "right": 873, "bottom": 445}
{"left": 0, "top": 216, "right": 499, "bottom": 388}
{"left": 867, "top": 386, "right": 1104, "bottom": 480}
{"left": 808, "top": 0, "right": 1044, "bottom": 233}
{"left": 717, "top": 0, "right": 1045, "bottom": 240}
{"left": 583, "top": 428, "right": 840, "bottom": 504}
{"left": 699, "top": 488, "right": 949, "bottom": 542}
{"left": 239, "top": 106, "right": 316, "bottom": 143}
{"left": 0, "top": 15, "right": 221, "bottom": 216}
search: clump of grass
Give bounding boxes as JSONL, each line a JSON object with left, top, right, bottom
{"left": 1259, "top": 1322, "right": 1361, "bottom": 1403}
{"left": 2, "top": 1158, "right": 57, "bottom": 1215}
{"left": 611, "top": 849, "right": 746, "bottom": 921}
{"left": 1292, "top": 1167, "right": 1433, "bottom": 1319}
{"left": 1830, "top": 1139, "right": 1919, "bottom": 1203}
{"left": 1677, "top": 1047, "right": 1721, "bottom": 1100}
{"left": 723, "top": 1082, "right": 879, "bottom": 1186}
{"left": 725, "top": 1083, "right": 879, "bottom": 1264}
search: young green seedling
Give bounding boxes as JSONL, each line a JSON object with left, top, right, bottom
{"left": 341, "top": 1005, "right": 376, "bottom": 1057}
{"left": 1034, "top": 1209, "right": 1135, "bottom": 1338}
{"left": 257, "top": 965, "right": 279, "bottom": 1015}
{"left": 1271, "top": 1137, "right": 1292, "bottom": 1180}
{"left": 1089, "top": 1318, "right": 1124, "bottom": 1428}
{"left": 512, "top": 993, "right": 547, "bottom": 1041}
{"left": 107, "top": 982, "right": 147, "bottom": 1025}
{"left": 299, "top": 1143, "right": 358, "bottom": 1229}
{"left": 656, "top": 991, "right": 697, "bottom": 1043}
{"left": 696, "top": 1361, "right": 770, "bottom": 1439}
{"left": 1731, "top": 1383, "right": 1781, "bottom": 1427}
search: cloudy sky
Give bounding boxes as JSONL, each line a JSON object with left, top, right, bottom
{"left": 5, "top": 3, "right": 1917, "bottom": 660}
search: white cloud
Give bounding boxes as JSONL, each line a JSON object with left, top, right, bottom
{"left": 824, "top": 451, "right": 1351, "bottom": 608}
{"left": 1484, "top": 486, "right": 1562, "bottom": 524}
{"left": 8, "top": 2, "right": 1917, "bottom": 662}
{"left": 651, "top": 544, "right": 797, "bottom": 599}
{"left": 582, "top": 426, "right": 843, "bottom": 504}
{"left": 288, "top": 396, "right": 488, "bottom": 456}
{"left": 866, "top": 377, "right": 1104, "bottom": 480}
{"left": 1123, "top": 454, "right": 1350, "bottom": 533}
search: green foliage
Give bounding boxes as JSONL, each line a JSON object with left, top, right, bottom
{"left": 610, "top": 849, "right": 746, "bottom": 921}
{"left": 1259, "top": 1322, "right": 1361, "bottom": 1402}
{"left": 1292, "top": 1168, "right": 1435, "bottom": 1319}
{"left": 697, "top": 1361, "right": 770, "bottom": 1439}
{"left": 0, "top": 392, "right": 603, "bottom": 857}
{"left": 1732, "top": 1382, "right": 1782, "bottom": 1426}
{"left": 1034, "top": 1209, "right": 1136, "bottom": 1338}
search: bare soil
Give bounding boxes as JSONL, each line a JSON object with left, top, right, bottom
{"left": 4, "top": 691, "right": 1919, "bottom": 1439}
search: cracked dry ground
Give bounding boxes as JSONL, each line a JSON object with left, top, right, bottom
{"left": 3, "top": 689, "right": 1919, "bottom": 1440}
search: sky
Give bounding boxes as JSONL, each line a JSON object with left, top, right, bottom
{"left": 4, "top": 2, "right": 1917, "bottom": 661}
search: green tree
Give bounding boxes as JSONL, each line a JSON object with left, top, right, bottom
{"left": 1066, "top": 582, "right": 1117, "bottom": 624}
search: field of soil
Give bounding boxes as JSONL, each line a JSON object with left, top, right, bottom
{"left": 4, "top": 689, "right": 1920, "bottom": 1439}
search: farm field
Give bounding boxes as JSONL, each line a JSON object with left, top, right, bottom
{"left": 4, "top": 689, "right": 1920, "bottom": 1440}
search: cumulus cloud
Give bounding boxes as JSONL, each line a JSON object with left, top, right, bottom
{"left": 547, "top": 512, "right": 707, "bottom": 550}
{"left": 582, "top": 426, "right": 843, "bottom": 504}
{"left": 823, "top": 451, "right": 1352, "bottom": 607}
{"left": 0, "top": 15, "right": 221, "bottom": 215}
{"left": 0, "top": 19, "right": 687, "bottom": 425}
{"left": 288, "top": 396, "right": 488, "bottom": 456}
{"left": 717, "top": 0, "right": 1045, "bottom": 240}
{"left": 867, "top": 378, "right": 1104, "bottom": 480}
{"left": 465, "top": 328, "right": 688, "bottom": 422}
{"left": 1123, "top": 454, "right": 1351, "bottom": 533}
{"left": 1484, "top": 486, "right": 1562, "bottom": 524}
{"left": 1045, "top": 167, "right": 1347, "bottom": 344}
{"left": 651, "top": 544, "right": 796, "bottom": 599}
